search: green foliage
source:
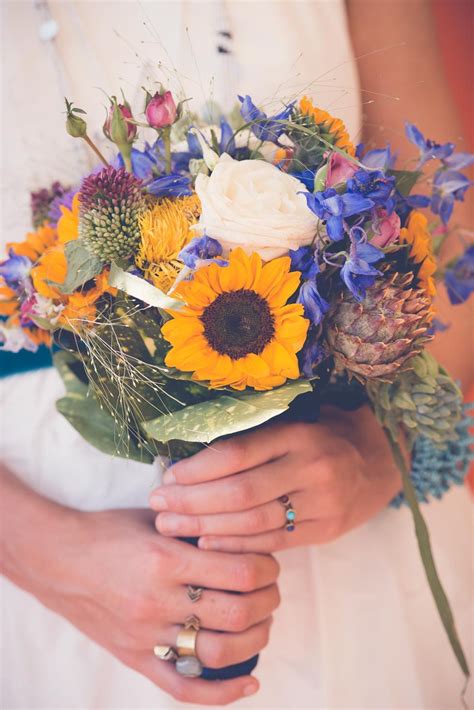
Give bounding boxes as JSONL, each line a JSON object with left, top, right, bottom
{"left": 144, "top": 380, "right": 312, "bottom": 444}
{"left": 388, "top": 169, "right": 421, "bottom": 196}
{"left": 50, "top": 240, "right": 104, "bottom": 295}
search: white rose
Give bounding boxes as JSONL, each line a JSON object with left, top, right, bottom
{"left": 194, "top": 154, "right": 319, "bottom": 260}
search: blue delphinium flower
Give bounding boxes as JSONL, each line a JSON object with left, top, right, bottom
{"left": 405, "top": 122, "right": 454, "bottom": 168}
{"left": 444, "top": 245, "right": 474, "bottom": 305}
{"left": 431, "top": 169, "right": 472, "bottom": 224}
{"left": 299, "top": 334, "right": 327, "bottom": 379}
{"left": 442, "top": 152, "right": 474, "bottom": 171}
{"left": 340, "top": 229, "right": 383, "bottom": 300}
{"left": 302, "top": 188, "right": 374, "bottom": 241}
{"left": 360, "top": 144, "right": 397, "bottom": 170}
{"left": 347, "top": 169, "right": 396, "bottom": 210}
{"left": 47, "top": 188, "right": 76, "bottom": 227}
{"left": 238, "top": 95, "right": 294, "bottom": 143}
{"left": 147, "top": 174, "right": 192, "bottom": 198}
{"left": 117, "top": 141, "right": 161, "bottom": 179}
{"left": 290, "top": 246, "right": 329, "bottom": 326}
{"left": 179, "top": 236, "right": 225, "bottom": 269}
{"left": 0, "top": 250, "right": 32, "bottom": 289}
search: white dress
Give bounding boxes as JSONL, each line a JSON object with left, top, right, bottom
{"left": 1, "top": 2, "right": 472, "bottom": 708}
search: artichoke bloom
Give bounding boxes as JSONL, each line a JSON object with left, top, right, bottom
{"left": 162, "top": 248, "right": 309, "bottom": 390}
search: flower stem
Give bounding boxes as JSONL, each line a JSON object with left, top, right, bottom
{"left": 82, "top": 134, "right": 109, "bottom": 167}
{"left": 384, "top": 429, "right": 470, "bottom": 684}
{"left": 163, "top": 127, "right": 172, "bottom": 175}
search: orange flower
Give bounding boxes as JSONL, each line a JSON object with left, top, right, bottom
{"left": 31, "top": 246, "right": 68, "bottom": 299}
{"left": 57, "top": 193, "right": 80, "bottom": 244}
{"left": 59, "top": 270, "right": 116, "bottom": 327}
{"left": 299, "top": 96, "right": 355, "bottom": 156}
{"left": 0, "top": 281, "right": 19, "bottom": 317}
{"left": 8, "top": 224, "right": 57, "bottom": 262}
{"left": 399, "top": 211, "right": 437, "bottom": 298}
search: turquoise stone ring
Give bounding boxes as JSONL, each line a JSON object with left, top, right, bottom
{"left": 278, "top": 495, "right": 296, "bottom": 532}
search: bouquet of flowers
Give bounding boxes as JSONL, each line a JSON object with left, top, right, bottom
{"left": 1, "top": 87, "right": 473, "bottom": 681}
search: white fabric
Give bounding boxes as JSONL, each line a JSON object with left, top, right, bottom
{"left": 1, "top": 1, "right": 473, "bottom": 708}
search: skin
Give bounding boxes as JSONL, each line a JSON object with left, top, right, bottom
{"left": 1, "top": 0, "right": 472, "bottom": 705}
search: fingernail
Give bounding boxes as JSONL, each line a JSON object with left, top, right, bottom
{"left": 150, "top": 494, "right": 168, "bottom": 510}
{"left": 163, "top": 469, "right": 175, "bottom": 485}
{"left": 158, "top": 514, "right": 179, "bottom": 534}
{"left": 243, "top": 682, "right": 258, "bottom": 697}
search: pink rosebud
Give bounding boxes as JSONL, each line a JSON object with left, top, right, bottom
{"left": 371, "top": 208, "right": 401, "bottom": 248}
{"left": 103, "top": 102, "right": 137, "bottom": 144}
{"left": 326, "top": 152, "right": 358, "bottom": 187}
{"left": 145, "top": 90, "right": 177, "bottom": 129}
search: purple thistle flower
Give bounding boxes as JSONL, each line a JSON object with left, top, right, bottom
{"left": 47, "top": 188, "right": 76, "bottom": 227}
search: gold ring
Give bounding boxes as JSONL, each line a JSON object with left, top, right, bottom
{"left": 153, "top": 645, "right": 178, "bottom": 662}
{"left": 176, "top": 615, "right": 201, "bottom": 657}
{"left": 187, "top": 585, "right": 203, "bottom": 603}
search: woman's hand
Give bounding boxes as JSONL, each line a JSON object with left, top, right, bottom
{"left": 150, "top": 406, "right": 402, "bottom": 554}
{"left": 1, "top": 471, "right": 280, "bottom": 705}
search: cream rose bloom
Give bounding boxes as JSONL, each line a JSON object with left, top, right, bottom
{"left": 194, "top": 154, "right": 319, "bottom": 260}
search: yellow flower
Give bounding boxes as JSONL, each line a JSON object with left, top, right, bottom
{"left": 299, "top": 96, "right": 355, "bottom": 156}
{"left": 399, "top": 211, "right": 436, "bottom": 298}
{"left": 136, "top": 194, "right": 201, "bottom": 293}
{"left": 162, "top": 248, "right": 309, "bottom": 391}
{"left": 57, "top": 193, "right": 80, "bottom": 243}
{"left": 31, "top": 246, "right": 67, "bottom": 299}
{"left": 8, "top": 223, "right": 57, "bottom": 262}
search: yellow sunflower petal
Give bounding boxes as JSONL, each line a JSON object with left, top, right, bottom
{"left": 256, "top": 256, "right": 291, "bottom": 298}
{"left": 266, "top": 270, "right": 301, "bottom": 308}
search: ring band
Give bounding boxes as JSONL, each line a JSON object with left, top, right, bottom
{"left": 187, "top": 585, "right": 203, "bottom": 603}
{"left": 153, "top": 645, "right": 178, "bottom": 662}
{"left": 279, "top": 495, "right": 296, "bottom": 532}
{"left": 176, "top": 615, "right": 201, "bottom": 657}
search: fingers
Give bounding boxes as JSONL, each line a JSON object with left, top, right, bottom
{"left": 197, "top": 519, "right": 343, "bottom": 554}
{"left": 162, "top": 424, "right": 291, "bottom": 486}
{"left": 177, "top": 546, "right": 280, "bottom": 592}
{"left": 136, "top": 652, "right": 259, "bottom": 705}
{"left": 151, "top": 457, "right": 292, "bottom": 515}
{"left": 173, "top": 584, "right": 281, "bottom": 634}
{"left": 163, "top": 616, "right": 273, "bottom": 669}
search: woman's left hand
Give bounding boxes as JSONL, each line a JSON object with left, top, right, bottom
{"left": 149, "top": 405, "right": 402, "bottom": 554}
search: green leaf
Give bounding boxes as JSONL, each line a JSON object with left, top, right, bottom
{"left": 50, "top": 240, "right": 104, "bottom": 295}
{"left": 54, "top": 350, "right": 87, "bottom": 395}
{"left": 386, "top": 432, "right": 470, "bottom": 681}
{"left": 388, "top": 169, "right": 421, "bottom": 197}
{"left": 144, "top": 380, "right": 312, "bottom": 444}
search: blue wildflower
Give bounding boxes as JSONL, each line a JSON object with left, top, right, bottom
{"left": 117, "top": 142, "right": 161, "bottom": 179}
{"left": 289, "top": 246, "right": 319, "bottom": 279}
{"left": 431, "top": 169, "right": 472, "bottom": 224}
{"left": 340, "top": 229, "right": 383, "bottom": 300}
{"left": 147, "top": 174, "right": 192, "bottom": 198}
{"left": 179, "top": 236, "right": 224, "bottom": 269}
{"left": 47, "top": 188, "right": 76, "bottom": 227}
{"left": 238, "top": 95, "right": 294, "bottom": 143}
{"left": 0, "top": 250, "right": 32, "bottom": 289}
{"left": 299, "top": 333, "right": 326, "bottom": 379}
{"left": 290, "top": 246, "right": 329, "bottom": 325}
{"left": 302, "top": 188, "right": 374, "bottom": 241}
{"left": 444, "top": 245, "right": 474, "bottom": 305}
{"left": 442, "top": 152, "right": 474, "bottom": 171}
{"left": 360, "top": 145, "right": 397, "bottom": 170}
{"left": 405, "top": 122, "right": 454, "bottom": 168}
{"left": 347, "top": 169, "right": 396, "bottom": 210}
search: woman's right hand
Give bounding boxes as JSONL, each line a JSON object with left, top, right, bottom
{"left": 1, "top": 471, "right": 280, "bottom": 705}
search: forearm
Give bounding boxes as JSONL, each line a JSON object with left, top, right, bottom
{"left": 0, "top": 465, "right": 78, "bottom": 596}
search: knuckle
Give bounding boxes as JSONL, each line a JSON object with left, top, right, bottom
{"left": 233, "top": 478, "right": 255, "bottom": 509}
{"left": 224, "top": 438, "right": 247, "bottom": 470}
{"left": 226, "top": 599, "right": 252, "bottom": 632}
{"left": 234, "top": 557, "right": 259, "bottom": 591}
{"left": 315, "top": 455, "right": 336, "bottom": 487}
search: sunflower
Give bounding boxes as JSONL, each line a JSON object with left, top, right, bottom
{"left": 8, "top": 223, "right": 57, "bottom": 263}
{"left": 136, "top": 194, "right": 201, "bottom": 293}
{"left": 162, "top": 248, "right": 309, "bottom": 390}
{"left": 399, "top": 210, "right": 436, "bottom": 298}
{"left": 299, "top": 96, "right": 355, "bottom": 156}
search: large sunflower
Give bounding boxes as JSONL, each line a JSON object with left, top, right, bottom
{"left": 399, "top": 210, "right": 436, "bottom": 298}
{"left": 162, "top": 248, "right": 309, "bottom": 390}
{"left": 299, "top": 96, "right": 355, "bottom": 156}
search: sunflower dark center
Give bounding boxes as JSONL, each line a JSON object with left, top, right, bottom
{"left": 201, "top": 289, "right": 275, "bottom": 359}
